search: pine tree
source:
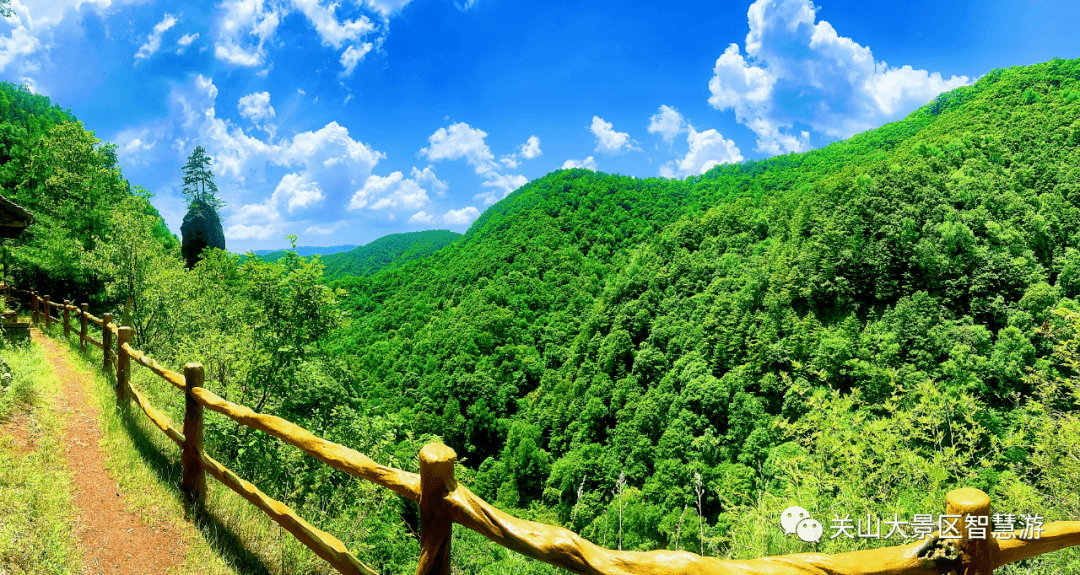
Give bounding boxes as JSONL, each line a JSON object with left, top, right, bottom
{"left": 181, "top": 145, "right": 226, "bottom": 212}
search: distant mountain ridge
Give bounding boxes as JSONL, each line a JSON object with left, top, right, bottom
{"left": 250, "top": 244, "right": 359, "bottom": 258}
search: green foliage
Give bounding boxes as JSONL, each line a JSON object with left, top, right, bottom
{"left": 319, "top": 229, "right": 461, "bottom": 280}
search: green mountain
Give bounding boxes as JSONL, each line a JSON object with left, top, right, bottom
{"left": 326, "top": 58, "right": 1080, "bottom": 540}
{"left": 319, "top": 229, "right": 460, "bottom": 279}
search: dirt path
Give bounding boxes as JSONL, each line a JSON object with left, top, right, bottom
{"left": 35, "top": 329, "right": 189, "bottom": 575}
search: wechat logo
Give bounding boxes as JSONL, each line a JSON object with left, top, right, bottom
{"left": 781, "top": 506, "right": 823, "bottom": 543}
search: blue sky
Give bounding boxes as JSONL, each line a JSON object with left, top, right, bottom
{"left": 1, "top": 0, "right": 1078, "bottom": 253}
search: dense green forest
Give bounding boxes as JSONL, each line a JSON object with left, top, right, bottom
{"left": 317, "top": 229, "right": 460, "bottom": 279}
{"left": 7, "top": 59, "right": 1080, "bottom": 573}
{"left": 251, "top": 244, "right": 358, "bottom": 258}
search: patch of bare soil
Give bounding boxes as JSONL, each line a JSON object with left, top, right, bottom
{"left": 34, "top": 329, "right": 188, "bottom": 575}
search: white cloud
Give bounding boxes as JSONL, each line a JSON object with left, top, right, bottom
{"left": 176, "top": 32, "right": 199, "bottom": 54}
{"left": 454, "top": 0, "right": 479, "bottom": 11}
{"left": 443, "top": 206, "right": 479, "bottom": 225}
{"left": 154, "top": 75, "right": 391, "bottom": 243}
{"left": 709, "top": 0, "right": 969, "bottom": 154}
{"left": 215, "top": 0, "right": 281, "bottom": 67}
{"left": 273, "top": 172, "right": 324, "bottom": 212}
{"left": 238, "top": 92, "right": 276, "bottom": 136}
{"left": 662, "top": 125, "right": 743, "bottom": 178}
{"left": 499, "top": 135, "right": 541, "bottom": 169}
{"left": 475, "top": 173, "right": 527, "bottom": 205}
{"left": 0, "top": 25, "right": 39, "bottom": 72}
{"left": 519, "top": 135, "right": 541, "bottom": 159}
{"left": 421, "top": 122, "right": 496, "bottom": 174}
{"left": 411, "top": 165, "right": 448, "bottom": 196}
{"left": 349, "top": 171, "right": 430, "bottom": 211}
{"left": 135, "top": 12, "right": 178, "bottom": 62}
{"left": 409, "top": 210, "right": 434, "bottom": 224}
{"left": 561, "top": 156, "right": 597, "bottom": 171}
{"left": 291, "top": 0, "right": 376, "bottom": 48}
{"left": 422, "top": 122, "right": 527, "bottom": 205}
{"left": 648, "top": 105, "right": 686, "bottom": 144}
{"left": 591, "top": 116, "right": 639, "bottom": 154}
{"left": 340, "top": 42, "right": 373, "bottom": 75}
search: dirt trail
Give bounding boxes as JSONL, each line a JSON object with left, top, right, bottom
{"left": 35, "top": 328, "right": 188, "bottom": 575}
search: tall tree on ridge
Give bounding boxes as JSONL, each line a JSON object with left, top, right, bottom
{"left": 181, "top": 145, "right": 226, "bottom": 212}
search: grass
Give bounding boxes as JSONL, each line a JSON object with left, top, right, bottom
{"left": 44, "top": 322, "right": 349, "bottom": 575}
{"left": 0, "top": 332, "right": 82, "bottom": 574}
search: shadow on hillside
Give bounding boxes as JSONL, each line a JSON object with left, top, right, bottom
{"left": 55, "top": 329, "right": 275, "bottom": 575}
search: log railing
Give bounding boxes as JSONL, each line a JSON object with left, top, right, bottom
{"left": 15, "top": 287, "right": 1080, "bottom": 575}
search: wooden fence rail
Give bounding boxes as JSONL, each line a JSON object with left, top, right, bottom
{"left": 13, "top": 286, "right": 1080, "bottom": 575}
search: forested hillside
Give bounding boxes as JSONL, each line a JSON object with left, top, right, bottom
{"left": 314, "top": 229, "right": 460, "bottom": 281}
{"left": 7, "top": 58, "right": 1080, "bottom": 573}
{"left": 321, "top": 58, "right": 1080, "bottom": 554}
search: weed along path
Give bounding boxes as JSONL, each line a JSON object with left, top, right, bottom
{"left": 34, "top": 328, "right": 187, "bottom": 574}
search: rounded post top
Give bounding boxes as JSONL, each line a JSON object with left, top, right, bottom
{"left": 946, "top": 487, "right": 991, "bottom": 515}
{"left": 184, "top": 362, "right": 204, "bottom": 371}
{"left": 420, "top": 443, "right": 457, "bottom": 464}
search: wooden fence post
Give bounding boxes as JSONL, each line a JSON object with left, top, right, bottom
{"left": 182, "top": 363, "right": 206, "bottom": 507}
{"left": 30, "top": 291, "right": 37, "bottom": 323}
{"left": 102, "top": 313, "right": 113, "bottom": 374}
{"left": 416, "top": 443, "right": 456, "bottom": 575}
{"left": 63, "top": 299, "right": 70, "bottom": 336}
{"left": 80, "top": 304, "right": 88, "bottom": 350}
{"left": 946, "top": 488, "right": 995, "bottom": 575}
{"left": 116, "top": 326, "right": 131, "bottom": 405}
{"left": 42, "top": 295, "right": 49, "bottom": 329}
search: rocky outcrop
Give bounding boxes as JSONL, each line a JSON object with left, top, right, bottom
{"left": 180, "top": 200, "right": 225, "bottom": 269}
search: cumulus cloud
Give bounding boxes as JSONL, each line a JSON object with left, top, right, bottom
{"left": 411, "top": 165, "right": 448, "bottom": 196}
{"left": 561, "top": 156, "right": 597, "bottom": 171}
{"left": 409, "top": 210, "right": 434, "bottom": 224}
{"left": 591, "top": 116, "right": 639, "bottom": 154}
{"left": 661, "top": 125, "right": 743, "bottom": 178}
{"left": 135, "top": 12, "right": 178, "bottom": 62}
{"left": 648, "top": 105, "right": 687, "bottom": 144}
{"left": 500, "top": 134, "right": 541, "bottom": 168}
{"left": 421, "top": 122, "right": 496, "bottom": 173}
{"left": 135, "top": 74, "right": 405, "bottom": 243}
{"left": 238, "top": 91, "right": 276, "bottom": 136}
{"left": 709, "top": 0, "right": 969, "bottom": 155}
{"left": 348, "top": 171, "right": 430, "bottom": 211}
{"left": 215, "top": 0, "right": 281, "bottom": 67}
{"left": 292, "top": 0, "right": 376, "bottom": 47}
{"left": 213, "top": 0, "right": 394, "bottom": 75}
{"left": 422, "top": 122, "right": 527, "bottom": 204}
{"left": 443, "top": 206, "right": 479, "bottom": 225}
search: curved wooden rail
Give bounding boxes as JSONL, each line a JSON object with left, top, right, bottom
{"left": 196, "top": 449, "right": 377, "bottom": 575}
{"left": 125, "top": 381, "right": 185, "bottom": 448}
{"left": 122, "top": 342, "right": 185, "bottom": 391}
{"left": 188, "top": 386, "right": 421, "bottom": 502}
{"left": 85, "top": 335, "right": 103, "bottom": 350}
{"left": 85, "top": 312, "right": 103, "bottom": 327}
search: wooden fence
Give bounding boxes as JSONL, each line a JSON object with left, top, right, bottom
{"left": 16, "top": 287, "right": 1080, "bottom": 575}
